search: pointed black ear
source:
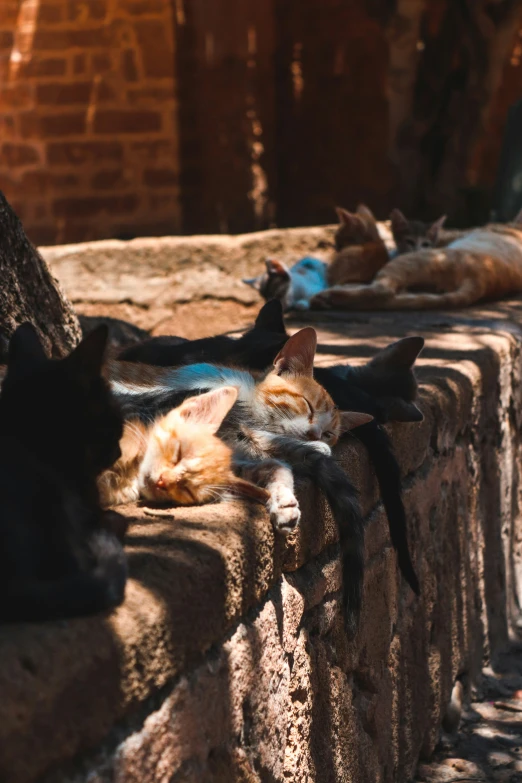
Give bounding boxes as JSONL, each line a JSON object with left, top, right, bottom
{"left": 254, "top": 299, "right": 287, "bottom": 334}
{"left": 8, "top": 322, "right": 48, "bottom": 371}
{"left": 381, "top": 397, "right": 424, "bottom": 422}
{"left": 427, "top": 214, "right": 447, "bottom": 243}
{"left": 356, "top": 204, "right": 377, "bottom": 223}
{"left": 65, "top": 325, "right": 108, "bottom": 378}
{"left": 390, "top": 208, "right": 409, "bottom": 238}
{"left": 370, "top": 336, "right": 424, "bottom": 370}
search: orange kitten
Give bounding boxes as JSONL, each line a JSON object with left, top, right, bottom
{"left": 98, "top": 387, "right": 268, "bottom": 508}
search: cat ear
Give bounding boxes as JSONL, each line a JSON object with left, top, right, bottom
{"left": 427, "top": 214, "right": 447, "bottom": 242}
{"left": 8, "top": 322, "right": 48, "bottom": 371}
{"left": 273, "top": 327, "right": 317, "bottom": 377}
{"left": 513, "top": 207, "right": 522, "bottom": 225}
{"left": 223, "top": 477, "right": 270, "bottom": 504}
{"left": 242, "top": 275, "right": 263, "bottom": 291}
{"left": 177, "top": 386, "right": 238, "bottom": 433}
{"left": 370, "top": 336, "right": 424, "bottom": 369}
{"left": 356, "top": 204, "right": 377, "bottom": 224}
{"left": 390, "top": 208, "right": 409, "bottom": 237}
{"left": 381, "top": 398, "right": 424, "bottom": 422}
{"left": 335, "top": 207, "right": 363, "bottom": 232}
{"left": 254, "top": 299, "right": 287, "bottom": 334}
{"left": 339, "top": 411, "right": 374, "bottom": 433}
{"left": 66, "top": 325, "right": 108, "bottom": 378}
{"left": 265, "top": 258, "right": 290, "bottom": 278}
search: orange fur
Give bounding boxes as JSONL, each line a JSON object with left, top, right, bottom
{"left": 98, "top": 387, "right": 268, "bottom": 507}
{"left": 311, "top": 222, "right": 522, "bottom": 311}
{"left": 328, "top": 204, "right": 389, "bottom": 286}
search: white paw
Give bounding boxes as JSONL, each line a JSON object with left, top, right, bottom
{"left": 267, "top": 487, "right": 301, "bottom": 536}
{"left": 309, "top": 441, "right": 331, "bottom": 456}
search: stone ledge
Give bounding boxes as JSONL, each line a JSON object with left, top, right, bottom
{"left": 1, "top": 299, "right": 522, "bottom": 782}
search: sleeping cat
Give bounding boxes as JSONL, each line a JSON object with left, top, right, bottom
{"left": 311, "top": 213, "right": 522, "bottom": 310}
{"left": 115, "top": 300, "right": 423, "bottom": 595}
{"left": 390, "top": 209, "right": 447, "bottom": 254}
{"left": 109, "top": 327, "right": 372, "bottom": 628}
{"left": 242, "top": 205, "right": 388, "bottom": 311}
{"left": 326, "top": 204, "right": 390, "bottom": 286}
{"left": 243, "top": 256, "right": 328, "bottom": 311}
{"left": 0, "top": 323, "right": 127, "bottom": 623}
{"left": 99, "top": 387, "right": 269, "bottom": 508}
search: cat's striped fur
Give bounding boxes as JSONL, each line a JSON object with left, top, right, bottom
{"left": 311, "top": 218, "right": 522, "bottom": 310}
{"left": 108, "top": 327, "right": 372, "bottom": 627}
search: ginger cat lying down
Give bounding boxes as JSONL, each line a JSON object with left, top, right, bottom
{"left": 311, "top": 213, "right": 522, "bottom": 310}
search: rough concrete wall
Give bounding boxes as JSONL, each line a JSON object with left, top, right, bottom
{"left": 0, "top": 0, "right": 180, "bottom": 244}
{"left": 1, "top": 233, "right": 521, "bottom": 781}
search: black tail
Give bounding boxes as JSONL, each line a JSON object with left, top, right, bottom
{"left": 354, "top": 421, "right": 420, "bottom": 595}
{"left": 291, "top": 451, "right": 364, "bottom": 635}
{"left": 1, "top": 530, "right": 127, "bottom": 624}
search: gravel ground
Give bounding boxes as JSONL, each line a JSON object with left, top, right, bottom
{"left": 415, "top": 641, "right": 522, "bottom": 783}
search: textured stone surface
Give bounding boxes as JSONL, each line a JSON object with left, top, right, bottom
{"left": 2, "top": 226, "right": 522, "bottom": 781}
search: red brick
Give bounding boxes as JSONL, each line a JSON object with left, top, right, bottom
{"left": 0, "top": 84, "right": 33, "bottom": 108}
{"left": 127, "top": 86, "right": 174, "bottom": 104}
{"left": 0, "top": 31, "right": 14, "bottom": 49}
{"left": 91, "top": 169, "right": 128, "bottom": 189}
{"left": 116, "top": 0, "right": 167, "bottom": 14}
{"left": 97, "top": 80, "right": 116, "bottom": 102}
{"left": 93, "top": 109, "right": 161, "bottom": 133}
{"left": 20, "top": 170, "right": 51, "bottom": 196}
{"left": 33, "top": 27, "right": 109, "bottom": 50}
{"left": 67, "top": 0, "right": 108, "bottom": 22}
{"left": 47, "top": 140, "right": 123, "bottom": 164}
{"left": 0, "top": 5, "right": 18, "bottom": 28}
{"left": 92, "top": 53, "right": 112, "bottom": 71}
{"left": 121, "top": 49, "right": 138, "bottom": 81}
{"left": 68, "top": 27, "right": 110, "bottom": 48}
{"left": 51, "top": 172, "right": 80, "bottom": 188}
{"left": 20, "top": 57, "right": 67, "bottom": 77}
{"left": 38, "top": 4, "right": 65, "bottom": 24}
{"left": 32, "top": 29, "right": 69, "bottom": 50}
{"left": 1, "top": 143, "right": 41, "bottom": 167}
{"left": 144, "top": 168, "right": 178, "bottom": 187}
{"left": 73, "top": 53, "right": 86, "bottom": 74}
{"left": 53, "top": 193, "right": 138, "bottom": 218}
{"left": 36, "top": 81, "right": 91, "bottom": 105}
{"left": 20, "top": 111, "right": 86, "bottom": 138}
{"left": 134, "top": 20, "right": 173, "bottom": 78}
{"left": 131, "top": 139, "right": 172, "bottom": 159}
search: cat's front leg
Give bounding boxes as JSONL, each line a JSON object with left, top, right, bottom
{"left": 265, "top": 462, "right": 301, "bottom": 535}
{"left": 233, "top": 454, "right": 300, "bottom": 536}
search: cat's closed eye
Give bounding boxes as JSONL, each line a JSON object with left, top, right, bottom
{"left": 420, "top": 239, "right": 431, "bottom": 248}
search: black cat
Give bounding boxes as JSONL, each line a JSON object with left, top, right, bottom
{"left": 116, "top": 300, "right": 423, "bottom": 595}
{"left": 0, "top": 323, "right": 127, "bottom": 623}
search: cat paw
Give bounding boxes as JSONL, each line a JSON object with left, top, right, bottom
{"left": 310, "top": 291, "right": 333, "bottom": 310}
{"left": 268, "top": 488, "right": 301, "bottom": 536}
{"left": 308, "top": 440, "right": 331, "bottom": 456}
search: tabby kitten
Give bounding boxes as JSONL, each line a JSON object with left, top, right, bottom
{"left": 117, "top": 301, "right": 423, "bottom": 596}
{"left": 243, "top": 256, "right": 328, "bottom": 311}
{"left": 242, "top": 205, "right": 388, "bottom": 311}
{"left": 311, "top": 214, "right": 522, "bottom": 311}
{"left": 99, "top": 387, "right": 268, "bottom": 508}
{"left": 109, "top": 327, "right": 370, "bottom": 531}
{"left": 390, "top": 208, "right": 447, "bottom": 254}
{"left": 0, "top": 323, "right": 127, "bottom": 623}
{"left": 327, "top": 204, "right": 390, "bottom": 286}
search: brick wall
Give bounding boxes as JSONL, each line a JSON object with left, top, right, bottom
{"left": 0, "top": 0, "right": 180, "bottom": 244}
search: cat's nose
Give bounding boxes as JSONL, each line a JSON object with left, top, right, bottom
{"left": 307, "top": 426, "right": 321, "bottom": 440}
{"left": 155, "top": 476, "right": 166, "bottom": 490}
